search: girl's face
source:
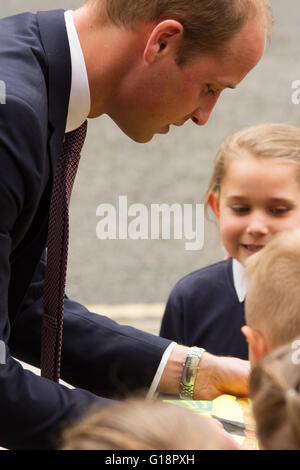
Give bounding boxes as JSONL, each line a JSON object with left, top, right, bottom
{"left": 209, "top": 154, "right": 300, "bottom": 266}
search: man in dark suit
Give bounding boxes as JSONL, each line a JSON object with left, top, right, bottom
{"left": 0, "top": 0, "right": 271, "bottom": 449}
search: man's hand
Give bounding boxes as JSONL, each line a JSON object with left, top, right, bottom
{"left": 193, "top": 352, "right": 250, "bottom": 400}
{"left": 158, "top": 345, "right": 250, "bottom": 399}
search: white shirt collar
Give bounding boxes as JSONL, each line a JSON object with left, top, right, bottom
{"left": 64, "top": 10, "right": 91, "bottom": 133}
{"left": 232, "top": 258, "right": 247, "bottom": 303}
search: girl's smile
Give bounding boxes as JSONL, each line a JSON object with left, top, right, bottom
{"left": 209, "top": 154, "right": 300, "bottom": 265}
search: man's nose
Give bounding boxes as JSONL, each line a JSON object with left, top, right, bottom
{"left": 191, "top": 101, "right": 219, "bottom": 126}
{"left": 191, "top": 108, "right": 211, "bottom": 126}
{"left": 192, "top": 91, "right": 223, "bottom": 126}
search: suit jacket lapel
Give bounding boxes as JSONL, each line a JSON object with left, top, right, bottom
{"left": 37, "top": 9, "right": 72, "bottom": 178}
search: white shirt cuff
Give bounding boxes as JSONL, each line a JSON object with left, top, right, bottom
{"left": 146, "top": 342, "right": 177, "bottom": 399}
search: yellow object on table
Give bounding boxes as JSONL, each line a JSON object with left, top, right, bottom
{"left": 164, "top": 394, "right": 258, "bottom": 449}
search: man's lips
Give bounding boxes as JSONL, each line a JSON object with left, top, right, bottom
{"left": 157, "top": 125, "right": 170, "bottom": 134}
{"left": 158, "top": 117, "right": 189, "bottom": 134}
{"left": 172, "top": 117, "right": 189, "bottom": 127}
{"left": 159, "top": 118, "right": 189, "bottom": 134}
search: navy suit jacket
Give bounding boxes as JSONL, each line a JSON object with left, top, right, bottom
{"left": 0, "top": 10, "right": 171, "bottom": 449}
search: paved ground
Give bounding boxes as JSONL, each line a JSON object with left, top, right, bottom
{"left": 2, "top": 0, "right": 300, "bottom": 326}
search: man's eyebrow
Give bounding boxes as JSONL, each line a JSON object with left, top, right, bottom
{"left": 211, "top": 81, "right": 236, "bottom": 90}
{"left": 222, "top": 83, "right": 236, "bottom": 90}
{"left": 206, "top": 80, "right": 237, "bottom": 90}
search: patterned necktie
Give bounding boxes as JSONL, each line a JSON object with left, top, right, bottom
{"left": 41, "top": 120, "right": 87, "bottom": 382}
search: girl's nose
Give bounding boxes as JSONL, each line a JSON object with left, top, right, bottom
{"left": 246, "top": 216, "right": 269, "bottom": 237}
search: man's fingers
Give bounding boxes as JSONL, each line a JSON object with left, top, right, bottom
{"left": 193, "top": 352, "right": 250, "bottom": 400}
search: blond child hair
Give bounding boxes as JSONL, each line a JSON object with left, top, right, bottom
{"left": 61, "top": 398, "right": 237, "bottom": 450}
{"left": 250, "top": 338, "right": 300, "bottom": 450}
{"left": 244, "top": 228, "right": 300, "bottom": 349}
{"left": 207, "top": 123, "right": 300, "bottom": 200}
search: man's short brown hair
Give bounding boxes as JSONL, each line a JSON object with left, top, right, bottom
{"left": 86, "top": 0, "right": 273, "bottom": 64}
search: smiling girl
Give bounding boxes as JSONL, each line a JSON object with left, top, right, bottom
{"left": 160, "top": 123, "right": 300, "bottom": 359}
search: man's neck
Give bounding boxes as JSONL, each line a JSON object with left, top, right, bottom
{"left": 72, "top": 5, "right": 151, "bottom": 119}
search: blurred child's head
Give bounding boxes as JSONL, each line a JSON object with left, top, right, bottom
{"left": 207, "top": 123, "right": 300, "bottom": 265}
{"left": 250, "top": 338, "right": 300, "bottom": 449}
{"left": 61, "top": 398, "right": 239, "bottom": 450}
{"left": 241, "top": 228, "right": 300, "bottom": 365}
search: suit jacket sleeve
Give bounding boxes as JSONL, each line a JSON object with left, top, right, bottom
{"left": 0, "top": 95, "right": 171, "bottom": 449}
{"left": 0, "top": 96, "right": 115, "bottom": 449}
{"left": 159, "top": 284, "right": 185, "bottom": 344}
{"left": 10, "top": 250, "right": 172, "bottom": 399}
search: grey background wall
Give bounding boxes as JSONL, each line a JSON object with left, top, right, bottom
{"left": 2, "top": 1, "right": 299, "bottom": 308}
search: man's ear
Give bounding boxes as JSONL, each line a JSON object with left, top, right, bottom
{"left": 241, "top": 325, "right": 270, "bottom": 364}
{"left": 144, "top": 20, "right": 184, "bottom": 63}
{"left": 207, "top": 192, "right": 220, "bottom": 219}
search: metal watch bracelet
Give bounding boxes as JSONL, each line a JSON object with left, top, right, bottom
{"left": 179, "top": 346, "right": 206, "bottom": 400}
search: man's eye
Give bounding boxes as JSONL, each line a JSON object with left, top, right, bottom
{"left": 204, "top": 84, "right": 220, "bottom": 96}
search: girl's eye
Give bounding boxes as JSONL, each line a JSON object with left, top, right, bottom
{"left": 271, "top": 207, "right": 289, "bottom": 215}
{"left": 231, "top": 206, "right": 249, "bottom": 214}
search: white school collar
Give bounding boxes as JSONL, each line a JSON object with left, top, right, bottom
{"left": 64, "top": 10, "right": 91, "bottom": 133}
{"left": 232, "top": 258, "right": 247, "bottom": 303}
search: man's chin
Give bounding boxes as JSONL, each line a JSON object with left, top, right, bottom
{"left": 110, "top": 120, "right": 168, "bottom": 143}
{"left": 125, "top": 134, "right": 154, "bottom": 144}
{"left": 119, "top": 127, "right": 156, "bottom": 144}
{"left": 131, "top": 126, "right": 170, "bottom": 143}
